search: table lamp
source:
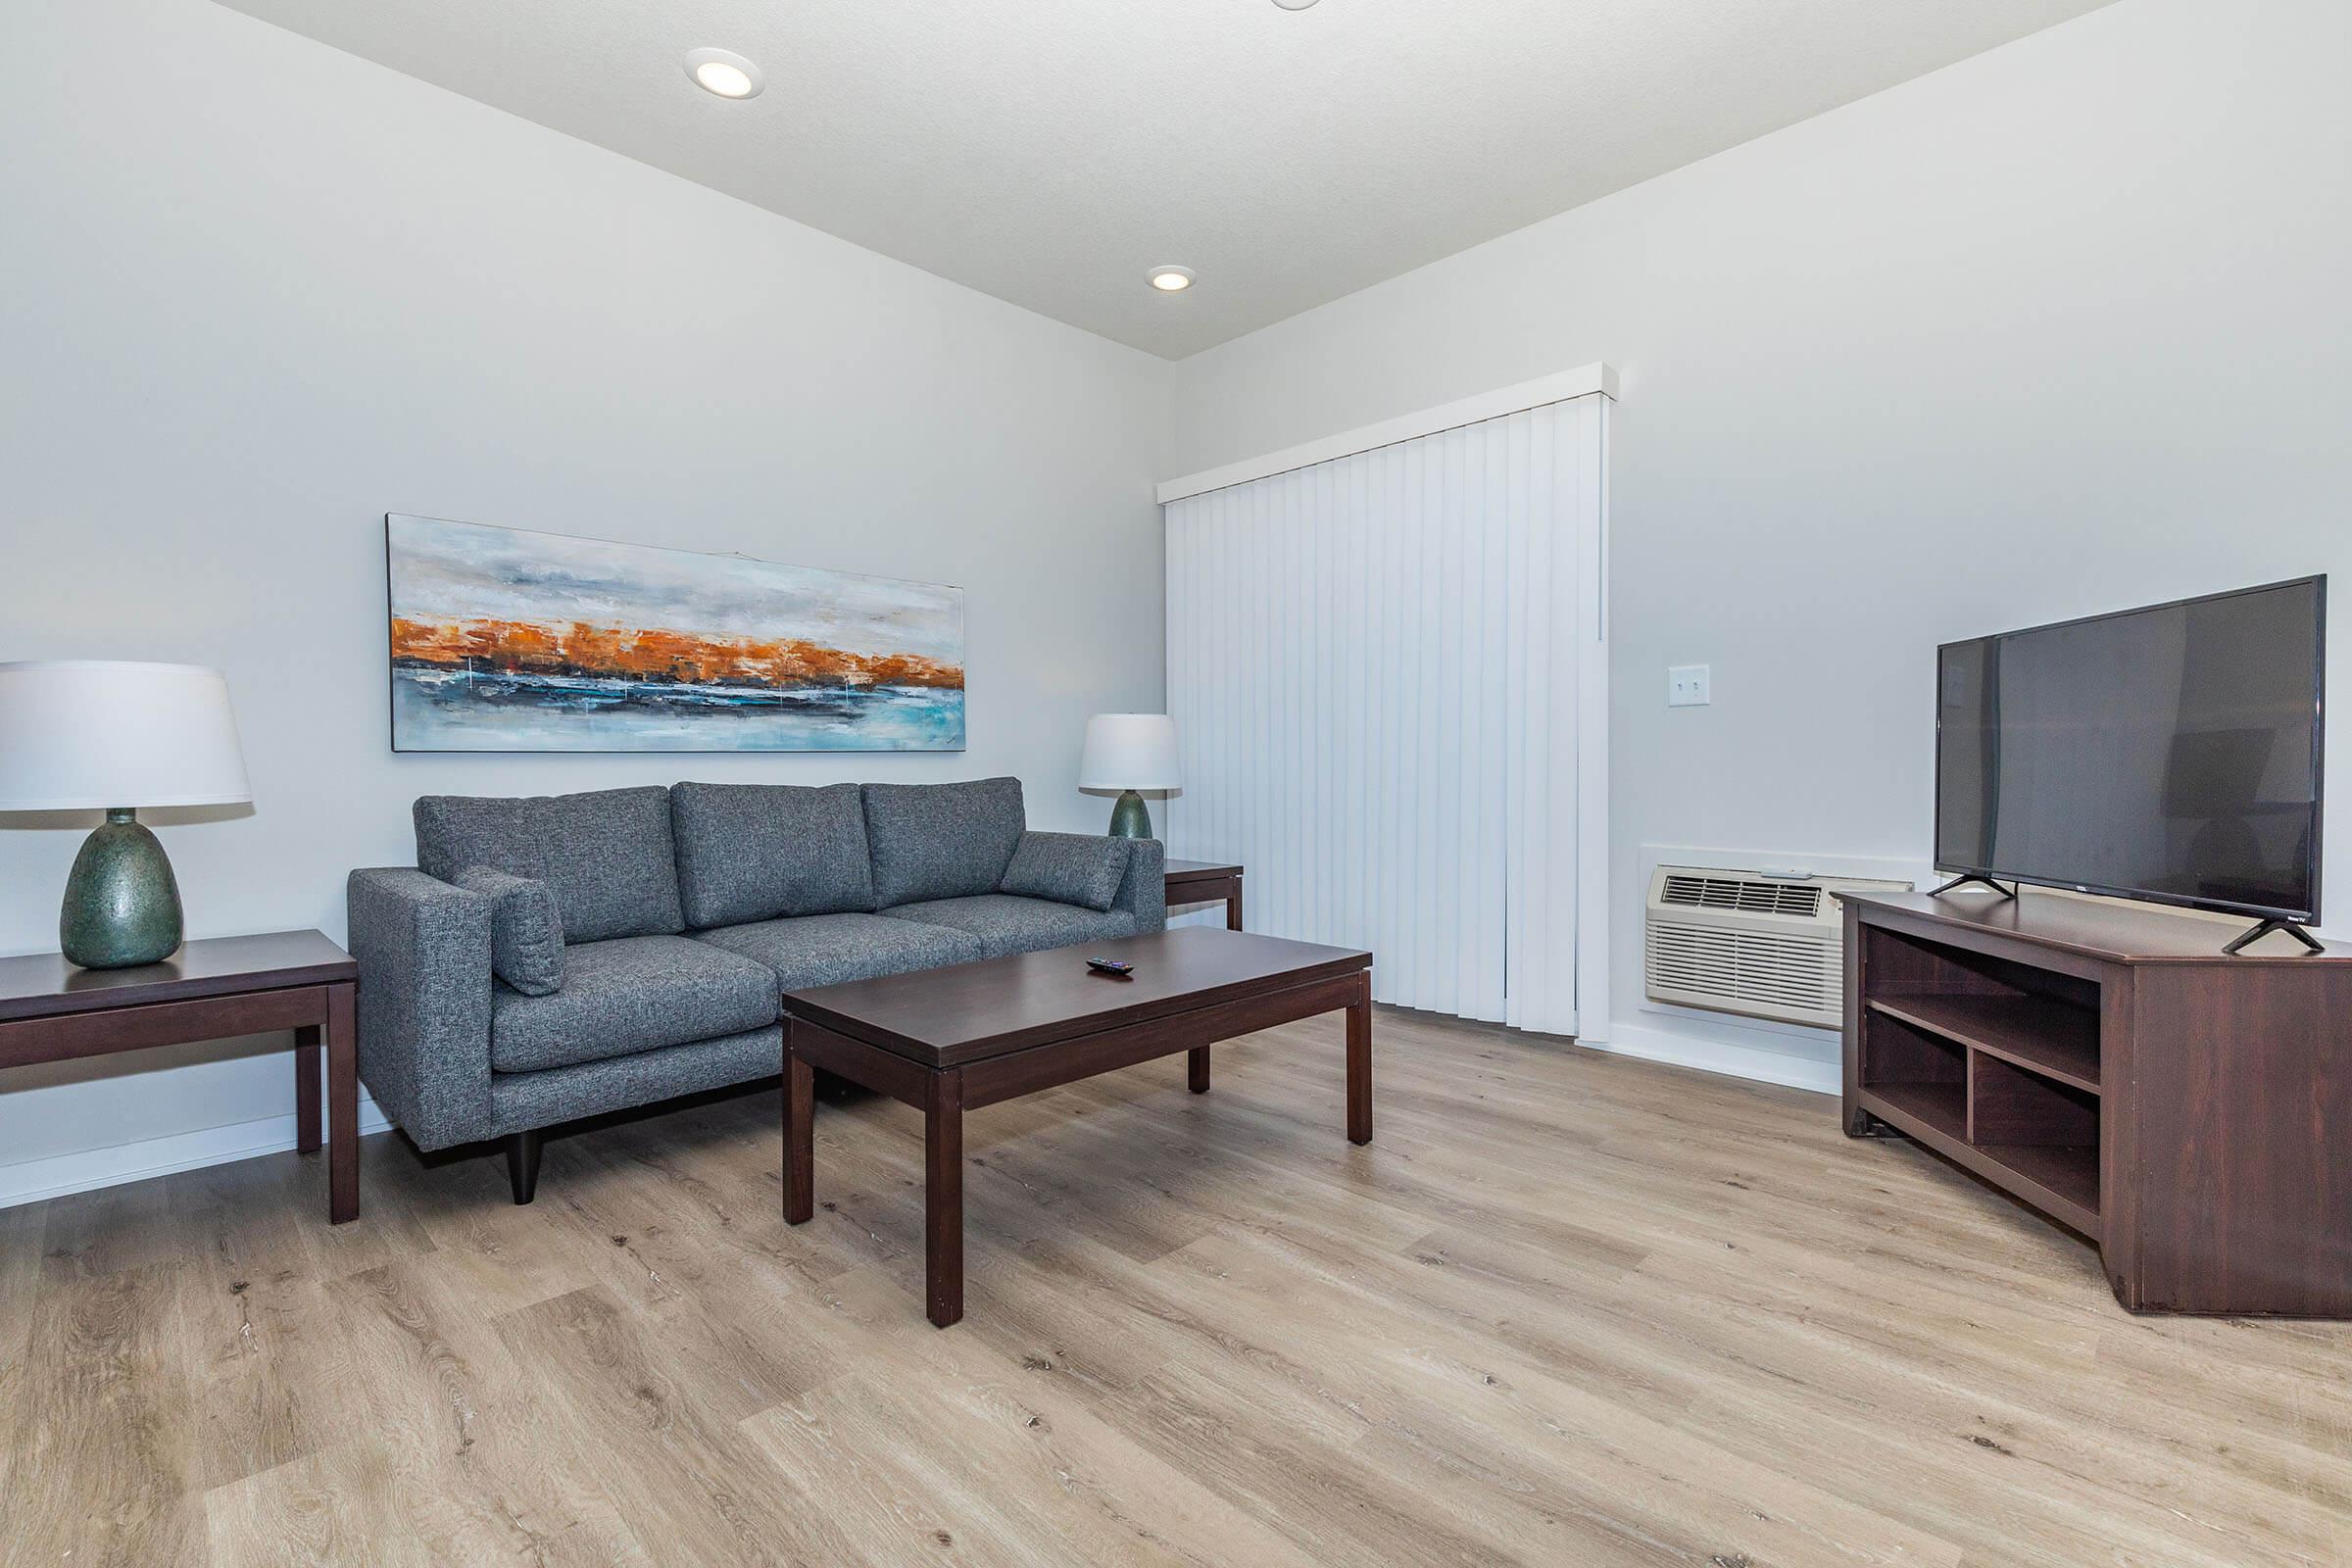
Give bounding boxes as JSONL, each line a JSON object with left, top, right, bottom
{"left": 0, "top": 662, "right": 252, "bottom": 968}
{"left": 1079, "top": 712, "right": 1180, "bottom": 839}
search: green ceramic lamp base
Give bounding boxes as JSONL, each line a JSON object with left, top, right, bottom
{"left": 61, "top": 808, "right": 184, "bottom": 969}
{"left": 1107, "top": 790, "right": 1153, "bottom": 840}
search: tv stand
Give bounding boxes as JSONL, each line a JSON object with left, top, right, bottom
{"left": 1926, "top": 872, "right": 2017, "bottom": 900}
{"left": 2224, "top": 917, "right": 2326, "bottom": 956}
{"left": 1843, "top": 890, "right": 2352, "bottom": 1316}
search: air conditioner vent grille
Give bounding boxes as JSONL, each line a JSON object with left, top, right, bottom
{"left": 1644, "top": 863, "right": 1909, "bottom": 1029}
{"left": 1660, "top": 872, "right": 1823, "bottom": 917}
{"left": 1644, "top": 925, "right": 1837, "bottom": 1014}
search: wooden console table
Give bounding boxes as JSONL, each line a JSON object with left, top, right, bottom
{"left": 1165, "top": 859, "right": 1244, "bottom": 930}
{"left": 0, "top": 931, "right": 361, "bottom": 1222}
{"left": 1843, "top": 890, "right": 2352, "bottom": 1316}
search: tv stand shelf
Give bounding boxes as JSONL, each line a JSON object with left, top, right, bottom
{"left": 1843, "top": 890, "right": 2352, "bottom": 1316}
{"left": 1867, "top": 994, "right": 2100, "bottom": 1094}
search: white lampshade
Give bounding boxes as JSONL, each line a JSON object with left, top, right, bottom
{"left": 0, "top": 661, "right": 252, "bottom": 810}
{"left": 1079, "top": 712, "right": 1181, "bottom": 791}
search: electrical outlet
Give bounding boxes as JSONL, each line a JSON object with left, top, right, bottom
{"left": 1668, "top": 664, "right": 1711, "bottom": 708}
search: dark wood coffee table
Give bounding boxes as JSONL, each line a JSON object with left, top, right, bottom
{"left": 780, "top": 926, "right": 1373, "bottom": 1326}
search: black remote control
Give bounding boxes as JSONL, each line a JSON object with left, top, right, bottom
{"left": 1085, "top": 956, "right": 1135, "bottom": 977}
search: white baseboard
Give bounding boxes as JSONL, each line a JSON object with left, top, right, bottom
{"left": 0, "top": 1102, "right": 395, "bottom": 1212}
{"left": 1585, "top": 1020, "right": 1840, "bottom": 1096}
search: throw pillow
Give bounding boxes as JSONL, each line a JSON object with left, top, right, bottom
{"left": 999, "top": 831, "right": 1131, "bottom": 912}
{"left": 453, "top": 865, "right": 566, "bottom": 997}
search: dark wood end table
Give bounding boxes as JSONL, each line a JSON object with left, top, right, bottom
{"left": 780, "top": 926, "right": 1372, "bottom": 1326}
{"left": 0, "top": 930, "right": 362, "bottom": 1222}
{"left": 1164, "top": 858, "right": 1244, "bottom": 930}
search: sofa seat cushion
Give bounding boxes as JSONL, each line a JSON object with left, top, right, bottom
{"left": 694, "top": 912, "right": 986, "bottom": 992}
{"left": 416, "top": 786, "right": 685, "bottom": 944}
{"left": 671, "top": 781, "right": 877, "bottom": 928}
{"left": 879, "top": 895, "right": 1139, "bottom": 960}
{"left": 861, "top": 778, "right": 1027, "bottom": 908}
{"left": 490, "top": 934, "right": 777, "bottom": 1073}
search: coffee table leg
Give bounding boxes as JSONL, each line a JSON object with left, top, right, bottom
{"left": 1188, "top": 1047, "right": 1211, "bottom": 1093}
{"left": 326, "top": 981, "right": 360, "bottom": 1223}
{"left": 926, "top": 1070, "right": 964, "bottom": 1328}
{"left": 294, "top": 1023, "right": 322, "bottom": 1153}
{"left": 782, "top": 1025, "right": 814, "bottom": 1225}
{"left": 1346, "top": 974, "right": 1372, "bottom": 1146}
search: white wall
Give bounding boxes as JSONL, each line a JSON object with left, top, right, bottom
{"left": 11, "top": 0, "right": 2347, "bottom": 1200}
{"left": 1167, "top": 0, "right": 2352, "bottom": 1089}
{"left": 0, "top": 0, "right": 1170, "bottom": 1204}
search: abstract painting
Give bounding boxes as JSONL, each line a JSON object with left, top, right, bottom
{"left": 386, "top": 514, "right": 965, "bottom": 752}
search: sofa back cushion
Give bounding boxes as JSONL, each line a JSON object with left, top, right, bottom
{"left": 861, "top": 777, "right": 1027, "bottom": 908}
{"left": 414, "top": 786, "right": 685, "bottom": 944}
{"left": 670, "top": 781, "right": 877, "bottom": 928}
{"left": 999, "top": 831, "right": 1131, "bottom": 912}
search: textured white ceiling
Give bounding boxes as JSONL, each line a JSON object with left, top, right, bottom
{"left": 211, "top": 0, "right": 2115, "bottom": 359}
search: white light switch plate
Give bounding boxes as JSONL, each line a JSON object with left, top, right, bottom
{"left": 1668, "top": 664, "right": 1711, "bottom": 707}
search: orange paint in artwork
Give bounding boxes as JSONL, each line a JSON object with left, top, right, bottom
{"left": 389, "top": 617, "right": 964, "bottom": 690}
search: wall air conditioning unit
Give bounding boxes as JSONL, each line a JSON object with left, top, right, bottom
{"left": 1643, "top": 865, "right": 1908, "bottom": 1029}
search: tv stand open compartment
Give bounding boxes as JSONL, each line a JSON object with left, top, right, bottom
{"left": 1842, "top": 891, "right": 2352, "bottom": 1315}
{"left": 1855, "top": 928, "right": 2103, "bottom": 1238}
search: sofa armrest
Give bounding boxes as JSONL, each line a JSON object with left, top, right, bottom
{"left": 1112, "top": 838, "right": 1166, "bottom": 932}
{"left": 346, "top": 867, "right": 496, "bottom": 1152}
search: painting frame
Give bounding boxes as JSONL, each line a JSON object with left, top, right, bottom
{"left": 383, "top": 514, "right": 967, "bottom": 756}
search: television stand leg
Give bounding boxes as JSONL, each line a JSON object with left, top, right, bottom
{"left": 1928, "top": 873, "right": 2017, "bottom": 900}
{"left": 2223, "top": 918, "right": 2325, "bottom": 956}
{"left": 1844, "top": 1107, "right": 1895, "bottom": 1138}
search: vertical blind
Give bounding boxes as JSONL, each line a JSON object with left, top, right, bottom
{"left": 1163, "top": 394, "right": 1607, "bottom": 1038}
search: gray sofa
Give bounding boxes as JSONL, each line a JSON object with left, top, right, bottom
{"left": 347, "top": 776, "right": 1164, "bottom": 1201}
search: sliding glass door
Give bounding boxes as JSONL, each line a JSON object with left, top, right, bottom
{"left": 1162, "top": 393, "right": 1607, "bottom": 1038}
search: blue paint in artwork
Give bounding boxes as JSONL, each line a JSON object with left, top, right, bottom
{"left": 392, "top": 668, "right": 965, "bottom": 753}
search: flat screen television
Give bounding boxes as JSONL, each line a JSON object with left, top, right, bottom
{"left": 1936, "top": 576, "right": 2326, "bottom": 927}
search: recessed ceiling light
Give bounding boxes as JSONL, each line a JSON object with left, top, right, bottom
{"left": 683, "top": 48, "right": 762, "bottom": 99}
{"left": 1273, "top": 0, "right": 1321, "bottom": 9}
{"left": 1148, "top": 267, "right": 1196, "bottom": 293}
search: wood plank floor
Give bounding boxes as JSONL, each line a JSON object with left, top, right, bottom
{"left": 4, "top": 1006, "right": 2348, "bottom": 1566}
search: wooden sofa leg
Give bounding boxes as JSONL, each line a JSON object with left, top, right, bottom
{"left": 506, "top": 1129, "right": 543, "bottom": 1205}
